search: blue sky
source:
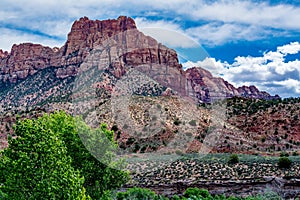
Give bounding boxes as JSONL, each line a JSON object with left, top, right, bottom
{"left": 0, "top": 0, "right": 299, "bottom": 97}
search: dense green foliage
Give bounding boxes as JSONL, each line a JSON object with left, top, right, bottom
{"left": 58, "top": 113, "right": 129, "bottom": 199}
{"left": 116, "top": 187, "right": 165, "bottom": 200}
{"left": 0, "top": 111, "right": 129, "bottom": 199}
{"left": 0, "top": 112, "right": 88, "bottom": 199}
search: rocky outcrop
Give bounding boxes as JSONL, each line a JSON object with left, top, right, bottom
{"left": 185, "top": 67, "right": 279, "bottom": 103}
{"left": 0, "top": 49, "right": 8, "bottom": 58}
{"left": 0, "top": 16, "right": 181, "bottom": 82}
{"left": 0, "top": 44, "right": 56, "bottom": 82}
{"left": 63, "top": 16, "right": 136, "bottom": 56}
{"left": 0, "top": 16, "right": 137, "bottom": 82}
{"left": 237, "top": 85, "right": 280, "bottom": 100}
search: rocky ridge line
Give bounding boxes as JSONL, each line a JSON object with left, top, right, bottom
{"left": 0, "top": 16, "right": 279, "bottom": 102}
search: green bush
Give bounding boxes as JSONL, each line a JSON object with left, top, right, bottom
{"left": 278, "top": 157, "right": 292, "bottom": 169}
{"left": 117, "top": 187, "right": 157, "bottom": 200}
{"left": 280, "top": 152, "right": 289, "bottom": 157}
{"left": 183, "top": 187, "right": 211, "bottom": 199}
{"left": 226, "top": 197, "right": 238, "bottom": 200}
{"left": 188, "top": 120, "right": 197, "bottom": 126}
{"left": 171, "top": 195, "right": 181, "bottom": 200}
{"left": 101, "top": 190, "right": 114, "bottom": 200}
{"left": 173, "top": 118, "right": 181, "bottom": 126}
{"left": 228, "top": 154, "right": 239, "bottom": 164}
{"left": 214, "top": 194, "right": 227, "bottom": 200}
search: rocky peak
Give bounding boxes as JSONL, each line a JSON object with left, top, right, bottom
{"left": 185, "top": 66, "right": 279, "bottom": 102}
{"left": 0, "top": 49, "right": 8, "bottom": 58}
{"left": 0, "top": 43, "right": 56, "bottom": 82}
{"left": 0, "top": 16, "right": 141, "bottom": 82}
{"left": 237, "top": 85, "right": 280, "bottom": 100}
{"left": 64, "top": 16, "right": 137, "bottom": 56}
{"left": 10, "top": 43, "right": 55, "bottom": 58}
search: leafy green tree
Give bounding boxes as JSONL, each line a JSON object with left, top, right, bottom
{"left": 0, "top": 113, "right": 88, "bottom": 200}
{"left": 0, "top": 111, "right": 129, "bottom": 199}
{"left": 48, "top": 111, "right": 129, "bottom": 198}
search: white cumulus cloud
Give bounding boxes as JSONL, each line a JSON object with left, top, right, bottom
{"left": 1, "top": 0, "right": 300, "bottom": 50}
{"left": 135, "top": 18, "right": 199, "bottom": 48}
{"left": 277, "top": 42, "right": 300, "bottom": 55}
{"left": 0, "top": 28, "right": 64, "bottom": 51}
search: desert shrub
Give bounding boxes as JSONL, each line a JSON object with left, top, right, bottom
{"left": 175, "top": 150, "right": 184, "bottom": 156}
{"left": 278, "top": 157, "right": 292, "bottom": 169}
{"left": 228, "top": 154, "right": 239, "bottom": 164}
{"left": 111, "top": 124, "right": 119, "bottom": 132}
{"left": 280, "top": 152, "right": 289, "bottom": 157}
{"left": 189, "top": 120, "right": 197, "bottom": 126}
{"left": 256, "top": 191, "right": 282, "bottom": 200}
{"left": 174, "top": 118, "right": 181, "bottom": 126}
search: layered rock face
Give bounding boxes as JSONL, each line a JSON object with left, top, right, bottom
{"left": 0, "top": 44, "right": 55, "bottom": 82}
{"left": 185, "top": 67, "right": 279, "bottom": 102}
{"left": 0, "top": 16, "right": 181, "bottom": 83}
{"left": 0, "top": 16, "right": 278, "bottom": 102}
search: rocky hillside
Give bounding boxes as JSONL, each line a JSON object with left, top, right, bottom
{"left": 224, "top": 97, "right": 300, "bottom": 155}
{"left": 0, "top": 16, "right": 296, "bottom": 156}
